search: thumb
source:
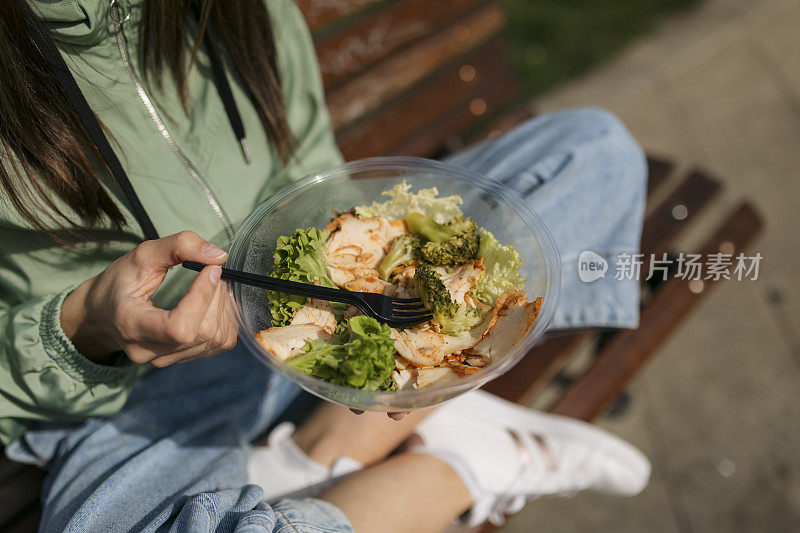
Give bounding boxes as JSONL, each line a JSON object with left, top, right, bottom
{"left": 133, "top": 231, "right": 227, "bottom": 271}
{"left": 165, "top": 264, "right": 223, "bottom": 341}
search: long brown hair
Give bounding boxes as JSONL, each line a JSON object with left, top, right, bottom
{"left": 0, "top": 0, "right": 294, "bottom": 236}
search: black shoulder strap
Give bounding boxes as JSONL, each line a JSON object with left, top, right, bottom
{"left": 23, "top": 3, "right": 159, "bottom": 241}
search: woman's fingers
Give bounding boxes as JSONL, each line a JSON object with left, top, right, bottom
{"left": 216, "top": 291, "right": 239, "bottom": 348}
{"left": 148, "top": 322, "right": 236, "bottom": 367}
{"left": 200, "top": 279, "right": 238, "bottom": 350}
{"left": 147, "top": 281, "right": 238, "bottom": 367}
{"left": 197, "top": 276, "right": 225, "bottom": 342}
{"left": 348, "top": 410, "right": 408, "bottom": 420}
{"left": 149, "top": 343, "right": 211, "bottom": 367}
{"left": 164, "top": 265, "right": 222, "bottom": 344}
{"left": 76, "top": 230, "right": 235, "bottom": 365}
{"left": 124, "top": 265, "right": 220, "bottom": 356}
{"left": 133, "top": 231, "right": 227, "bottom": 271}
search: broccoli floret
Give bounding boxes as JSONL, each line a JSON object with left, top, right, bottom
{"left": 405, "top": 212, "right": 479, "bottom": 266}
{"left": 413, "top": 265, "right": 483, "bottom": 335}
{"left": 419, "top": 232, "right": 479, "bottom": 266}
{"left": 378, "top": 234, "right": 422, "bottom": 280}
{"left": 414, "top": 264, "right": 452, "bottom": 313}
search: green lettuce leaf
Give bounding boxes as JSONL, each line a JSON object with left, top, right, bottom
{"left": 354, "top": 180, "right": 463, "bottom": 223}
{"left": 285, "top": 316, "right": 397, "bottom": 391}
{"left": 472, "top": 228, "right": 526, "bottom": 305}
{"left": 267, "top": 228, "right": 337, "bottom": 326}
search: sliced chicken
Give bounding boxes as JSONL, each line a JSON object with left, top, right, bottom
{"left": 343, "top": 275, "right": 393, "bottom": 294}
{"left": 391, "top": 307, "right": 498, "bottom": 367}
{"left": 390, "top": 264, "right": 417, "bottom": 298}
{"left": 434, "top": 260, "right": 485, "bottom": 306}
{"left": 447, "top": 363, "right": 483, "bottom": 377}
{"left": 392, "top": 368, "right": 415, "bottom": 390}
{"left": 325, "top": 265, "right": 372, "bottom": 286}
{"left": 324, "top": 245, "right": 362, "bottom": 268}
{"left": 391, "top": 326, "right": 446, "bottom": 366}
{"left": 438, "top": 310, "right": 497, "bottom": 353}
{"left": 290, "top": 299, "right": 337, "bottom": 335}
{"left": 325, "top": 264, "right": 395, "bottom": 295}
{"left": 444, "top": 353, "right": 466, "bottom": 366}
{"left": 463, "top": 292, "right": 492, "bottom": 314}
{"left": 414, "top": 367, "right": 460, "bottom": 388}
{"left": 394, "top": 358, "right": 483, "bottom": 391}
{"left": 464, "top": 355, "right": 489, "bottom": 367}
{"left": 325, "top": 214, "right": 406, "bottom": 271}
{"left": 466, "top": 291, "right": 543, "bottom": 363}
{"left": 256, "top": 325, "right": 331, "bottom": 361}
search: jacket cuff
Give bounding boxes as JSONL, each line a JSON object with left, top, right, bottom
{"left": 40, "top": 287, "right": 133, "bottom": 385}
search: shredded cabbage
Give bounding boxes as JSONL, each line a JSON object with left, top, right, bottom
{"left": 472, "top": 228, "right": 525, "bottom": 305}
{"left": 285, "top": 316, "right": 396, "bottom": 391}
{"left": 354, "top": 180, "right": 462, "bottom": 223}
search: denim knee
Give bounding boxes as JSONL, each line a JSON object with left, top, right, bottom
{"left": 562, "top": 107, "right": 647, "bottom": 190}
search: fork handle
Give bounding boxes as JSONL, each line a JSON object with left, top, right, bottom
{"left": 181, "top": 261, "right": 359, "bottom": 305}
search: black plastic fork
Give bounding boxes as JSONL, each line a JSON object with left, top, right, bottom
{"left": 182, "top": 261, "right": 432, "bottom": 328}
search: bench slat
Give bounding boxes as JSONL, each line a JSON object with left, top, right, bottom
{"left": 337, "top": 38, "right": 513, "bottom": 159}
{"left": 550, "top": 202, "right": 763, "bottom": 421}
{"left": 326, "top": 1, "right": 505, "bottom": 130}
{"left": 316, "top": 0, "right": 489, "bottom": 89}
{"left": 640, "top": 169, "right": 720, "bottom": 256}
{"left": 646, "top": 155, "right": 674, "bottom": 195}
{"left": 481, "top": 333, "right": 594, "bottom": 404}
{"left": 387, "top": 74, "right": 517, "bottom": 158}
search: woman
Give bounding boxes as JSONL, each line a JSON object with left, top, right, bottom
{"left": 1, "top": 1, "right": 650, "bottom": 531}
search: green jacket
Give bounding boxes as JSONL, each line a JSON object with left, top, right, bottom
{"left": 0, "top": 0, "right": 342, "bottom": 444}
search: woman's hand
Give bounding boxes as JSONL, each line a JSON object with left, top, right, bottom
{"left": 61, "top": 231, "right": 238, "bottom": 367}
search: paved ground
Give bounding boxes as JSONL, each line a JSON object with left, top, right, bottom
{"left": 502, "top": 0, "right": 800, "bottom": 531}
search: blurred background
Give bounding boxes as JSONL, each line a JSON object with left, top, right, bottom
{"left": 506, "top": 0, "right": 702, "bottom": 98}
{"left": 502, "top": 0, "right": 800, "bottom": 531}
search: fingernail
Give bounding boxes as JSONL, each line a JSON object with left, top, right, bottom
{"left": 203, "top": 243, "right": 227, "bottom": 260}
{"left": 209, "top": 266, "right": 222, "bottom": 286}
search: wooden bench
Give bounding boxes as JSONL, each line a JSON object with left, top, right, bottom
{"left": 0, "top": 1, "right": 763, "bottom": 530}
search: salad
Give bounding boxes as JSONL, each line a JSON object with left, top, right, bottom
{"left": 255, "top": 181, "right": 542, "bottom": 391}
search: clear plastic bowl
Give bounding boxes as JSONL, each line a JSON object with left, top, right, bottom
{"left": 227, "top": 157, "right": 561, "bottom": 411}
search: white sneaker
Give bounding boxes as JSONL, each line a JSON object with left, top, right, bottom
{"left": 247, "top": 422, "right": 363, "bottom": 501}
{"left": 409, "top": 390, "right": 650, "bottom": 526}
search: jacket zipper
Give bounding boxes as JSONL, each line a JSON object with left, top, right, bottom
{"left": 109, "top": 1, "right": 235, "bottom": 240}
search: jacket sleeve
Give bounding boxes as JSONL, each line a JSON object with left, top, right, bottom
{"left": 0, "top": 286, "right": 139, "bottom": 444}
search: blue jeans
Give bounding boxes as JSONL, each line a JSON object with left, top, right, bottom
{"left": 6, "top": 108, "right": 646, "bottom": 532}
